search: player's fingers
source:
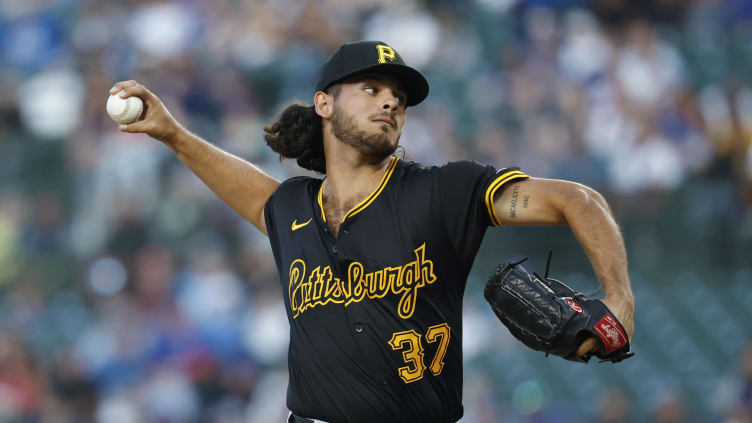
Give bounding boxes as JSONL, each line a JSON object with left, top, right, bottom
{"left": 119, "top": 120, "right": 148, "bottom": 134}
{"left": 576, "top": 336, "right": 600, "bottom": 358}
{"left": 109, "top": 80, "right": 139, "bottom": 95}
{"left": 117, "top": 84, "right": 157, "bottom": 103}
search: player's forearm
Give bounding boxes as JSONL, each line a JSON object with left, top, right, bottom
{"left": 108, "top": 80, "right": 280, "bottom": 234}
{"left": 168, "top": 128, "right": 280, "bottom": 235}
{"left": 561, "top": 187, "right": 633, "bottom": 304}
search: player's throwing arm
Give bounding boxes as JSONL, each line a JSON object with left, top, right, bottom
{"left": 107, "top": 81, "right": 280, "bottom": 235}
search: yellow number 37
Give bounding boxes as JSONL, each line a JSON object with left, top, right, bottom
{"left": 387, "top": 323, "right": 451, "bottom": 384}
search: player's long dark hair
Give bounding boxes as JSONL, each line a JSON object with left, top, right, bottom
{"left": 263, "top": 86, "right": 340, "bottom": 174}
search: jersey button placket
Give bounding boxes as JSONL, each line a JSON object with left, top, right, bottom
{"left": 333, "top": 224, "right": 348, "bottom": 254}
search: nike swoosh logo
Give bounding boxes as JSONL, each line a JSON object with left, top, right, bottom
{"left": 291, "top": 218, "right": 312, "bottom": 231}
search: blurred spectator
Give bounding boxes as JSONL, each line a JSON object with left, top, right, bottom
{"left": 651, "top": 390, "right": 686, "bottom": 423}
{"left": 596, "top": 389, "right": 631, "bottom": 423}
{"left": 729, "top": 342, "right": 752, "bottom": 422}
{"left": 0, "top": 331, "right": 44, "bottom": 419}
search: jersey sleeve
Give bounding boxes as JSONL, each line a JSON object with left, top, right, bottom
{"left": 437, "top": 161, "right": 530, "bottom": 262}
{"left": 263, "top": 176, "right": 312, "bottom": 235}
{"left": 263, "top": 176, "right": 314, "bottom": 277}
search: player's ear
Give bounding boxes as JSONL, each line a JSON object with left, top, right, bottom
{"left": 314, "top": 91, "right": 333, "bottom": 119}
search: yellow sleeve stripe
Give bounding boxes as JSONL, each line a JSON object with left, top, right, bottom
{"left": 317, "top": 179, "right": 327, "bottom": 223}
{"left": 484, "top": 170, "right": 530, "bottom": 226}
{"left": 343, "top": 157, "right": 399, "bottom": 222}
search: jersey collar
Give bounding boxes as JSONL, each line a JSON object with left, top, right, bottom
{"left": 317, "top": 156, "right": 399, "bottom": 223}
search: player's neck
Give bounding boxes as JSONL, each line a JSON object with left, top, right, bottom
{"left": 323, "top": 154, "right": 392, "bottom": 203}
{"left": 324, "top": 131, "right": 391, "bottom": 192}
{"left": 324, "top": 140, "right": 391, "bottom": 208}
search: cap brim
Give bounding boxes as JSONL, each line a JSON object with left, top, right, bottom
{"left": 325, "top": 63, "right": 429, "bottom": 107}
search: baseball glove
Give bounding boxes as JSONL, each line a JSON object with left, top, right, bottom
{"left": 483, "top": 254, "right": 633, "bottom": 363}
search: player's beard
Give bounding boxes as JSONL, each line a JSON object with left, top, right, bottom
{"left": 330, "top": 104, "right": 400, "bottom": 160}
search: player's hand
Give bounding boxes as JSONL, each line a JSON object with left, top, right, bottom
{"left": 576, "top": 295, "right": 634, "bottom": 358}
{"left": 109, "top": 80, "right": 184, "bottom": 145}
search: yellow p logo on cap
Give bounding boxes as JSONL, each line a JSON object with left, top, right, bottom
{"left": 376, "top": 45, "right": 396, "bottom": 63}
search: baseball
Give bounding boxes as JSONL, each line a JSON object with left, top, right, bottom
{"left": 106, "top": 92, "right": 143, "bottom": 124}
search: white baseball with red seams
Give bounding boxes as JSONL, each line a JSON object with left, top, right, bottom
{"left": 106, "top": 91, "right": 143, "bottom": 124}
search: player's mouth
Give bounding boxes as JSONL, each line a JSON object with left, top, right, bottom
{"left": 372, "top": 117, "right": 395, "bottom": 128}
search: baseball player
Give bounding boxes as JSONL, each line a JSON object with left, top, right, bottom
{"left": 110, "top": 41, "right": 634, "bottom": 423}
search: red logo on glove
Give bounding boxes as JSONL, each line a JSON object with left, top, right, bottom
{"left": 564, "top": 298, "right": 583, "bottom": 313}
{"left": 594, "top": 315, "right": 627, "bottom": 354}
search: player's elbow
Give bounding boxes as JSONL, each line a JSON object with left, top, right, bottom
{"left": 559, "top": 182, "right": 611, "bottom": 219}
{"left": 581, "top": 185, "right": 611, "bottom": 214}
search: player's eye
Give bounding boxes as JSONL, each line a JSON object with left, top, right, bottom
{"left": 364, "top": 87, "right": 376, "bottom": 94}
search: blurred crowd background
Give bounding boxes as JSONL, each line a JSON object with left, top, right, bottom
{"left": 1, "top": 0, "right": 751, "bottom": 422}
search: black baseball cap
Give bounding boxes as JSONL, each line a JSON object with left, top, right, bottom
{"left": 315, "top": 41, "right": 429, "bottom": 107}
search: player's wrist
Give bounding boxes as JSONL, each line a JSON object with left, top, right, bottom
{"left": 162, "top": 123, "right": 191, "bottom": 151}
{"left": 603, "top": 288, "right": 634, "bottom": 309}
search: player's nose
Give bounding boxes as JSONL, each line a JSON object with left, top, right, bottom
{"left": 378, "top": 88, "right": 402, "bottom": 111}
{"left": 381, "top": 96, "right": 400, "bottom": 111}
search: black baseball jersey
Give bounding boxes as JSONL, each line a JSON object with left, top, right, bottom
{"left": 264, "top": 158, "right": 530, "bottom": 423}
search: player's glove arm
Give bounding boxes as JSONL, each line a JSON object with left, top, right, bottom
{"left": 492, "top": 178, "right": 635, "bottom": 356}
{"left": 111, "top": 80, "right": 281, "bottom": 236}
